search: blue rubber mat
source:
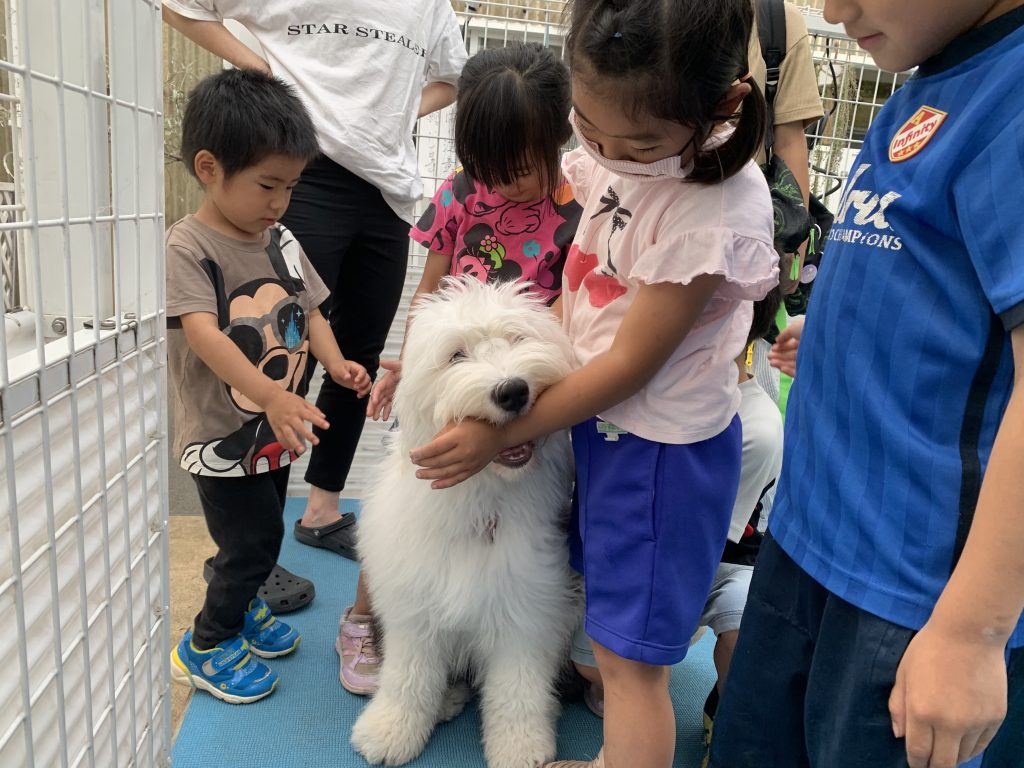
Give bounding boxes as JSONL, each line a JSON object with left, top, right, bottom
{"left": 171, "top": 498, "right": 718, "bottom": 768}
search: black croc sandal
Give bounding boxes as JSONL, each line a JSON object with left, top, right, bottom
{"left": 293, "top": 512, "right": 358, "bottom": 561}
{"left": 203, "top": 558, "right": 316, "bottom": 614}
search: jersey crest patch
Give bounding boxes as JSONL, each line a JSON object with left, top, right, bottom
{"left": 889, "top": 106, "right": 947, "bottom": 163}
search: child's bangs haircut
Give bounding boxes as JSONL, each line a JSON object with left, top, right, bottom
{"left": 455, "top": 43, "right": 572, "bottom": 197}
{"left": 567, "top": 0, "right": 767, "bottom": 184}
{"left": 181, "top": 68, "right": 320, "bottom": 179}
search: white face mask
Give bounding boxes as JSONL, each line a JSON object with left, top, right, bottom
{"left": 569, "top": 108, "right": 695, "bottom": 182}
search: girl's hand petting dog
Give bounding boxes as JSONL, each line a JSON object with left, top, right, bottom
{"left": 330, "top": 360, "right": 372, "bottom": 398}
{"left": 366, "top": 359, "right": 403, "bottom": 420}
{"left": 411, "top": 419, "right": 507, "bottom": 489}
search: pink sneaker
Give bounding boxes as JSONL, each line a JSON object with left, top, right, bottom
{"left": 336, "top": 606, "right": 381, "bottom": 695}
{"left": 583, "top": 682, "right": 604, "bottom": 718}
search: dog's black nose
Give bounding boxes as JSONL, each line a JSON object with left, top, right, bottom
{"left": 492, "top": 378, "right": 530, "bottom": 413}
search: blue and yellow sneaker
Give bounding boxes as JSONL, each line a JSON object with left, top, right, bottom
{"left": 242, "top": 597, "right": 301, "bottom": 658}
{"left": 170, "top": 630, "right": 278, "bottom": 704}
{"left": 701, "top": 686, "right": 718, "bottom": 768}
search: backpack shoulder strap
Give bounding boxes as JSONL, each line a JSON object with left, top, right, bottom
{"left": 758, "top": 0, "right": 787, "bottom": 152}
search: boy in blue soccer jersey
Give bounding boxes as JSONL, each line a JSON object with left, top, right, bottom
{"left": 709, "top": 2, "right": 1024, "bottom": 767}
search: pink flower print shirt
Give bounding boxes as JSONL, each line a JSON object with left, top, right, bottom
{"left": 409, "top": 169, "right": 583, "bottom": 305}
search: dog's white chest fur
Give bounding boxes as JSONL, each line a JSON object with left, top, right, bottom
{"left": 363, "top": 430, "right": 573, "bottom": 644}
{"left": 351, "top": 278, "right": 579, "bottom": 768}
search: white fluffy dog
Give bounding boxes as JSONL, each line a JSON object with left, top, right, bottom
{"left": 351, "top": 277, "right": 578, "bottom": 768}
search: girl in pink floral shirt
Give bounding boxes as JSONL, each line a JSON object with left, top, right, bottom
{"left": 408, "top": 44, "right": 582, "bottom": 308}
{"left": 410, "top": 165, "right": 580, "bottom": 307}
{"left": 367, "top": 41, "right": 582, "bottom": 422}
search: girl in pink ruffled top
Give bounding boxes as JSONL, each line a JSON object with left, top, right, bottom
{"left": 411, "top": 1, "right": 780, "bottom": 766}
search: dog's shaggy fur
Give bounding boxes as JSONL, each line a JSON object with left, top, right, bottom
{"left": 351, "top": 278, "right": 578, "bottom": 768}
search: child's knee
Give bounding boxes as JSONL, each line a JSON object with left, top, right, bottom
{"left": 593, "top": 642, "right": 669, "bottom": 687}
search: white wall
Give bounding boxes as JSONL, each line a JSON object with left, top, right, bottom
{"left": 0, "top": 0, "right": 169, "bottom": 765}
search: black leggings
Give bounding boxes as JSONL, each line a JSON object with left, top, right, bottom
{"left": 281, "top": 156, "right": 409, "bottom": 493}
{"left": 192, "top": 467, "right": 289, "bottom": 649}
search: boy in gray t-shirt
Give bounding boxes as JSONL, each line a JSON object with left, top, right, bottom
{"left": 167, "top": 68, "right": 370, "bottom": 704}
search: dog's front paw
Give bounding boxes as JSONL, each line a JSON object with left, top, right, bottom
{"left": 484, "top": 723, "right": 556, "bottom": 768}
{"left": 438, "top": 680, "right": 472, "bottom": 723}
{"left": 351, "top": 698, "right": 432, "bottom": 766}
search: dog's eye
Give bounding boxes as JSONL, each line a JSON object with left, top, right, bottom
{"left": 449, "top": 350, "right": 467, "bottom": 365}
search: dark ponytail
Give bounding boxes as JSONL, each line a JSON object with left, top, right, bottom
{"left": 691, "top": 78, "right": 768, "bottom": 184}
{"left": 568, "top": 0, "right": 766, "bottom": 184}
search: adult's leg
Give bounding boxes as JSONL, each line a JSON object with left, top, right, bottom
{"left": 280, "top": 155, "right": 359, "bottom": 304}
{"left": 302, "top": 185, "right": 408, "bottom": 497}
{"left": 279, "top": 157, "right": 362, "bottom": 531}
{"left": 191, "top": 467, "right": 289, "bottom": 649}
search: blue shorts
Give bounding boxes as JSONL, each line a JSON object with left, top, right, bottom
{"left": 569, "top": 415, "right": 741, "bottom": 666}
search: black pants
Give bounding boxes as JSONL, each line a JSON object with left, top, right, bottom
{"left": 281, "top": 156, "right": 409, "bottom": 493}
{"left": 709, "top": 534, "right": 1024, "bottom": 767}
{"left": 191, "top": 468, "right": 289, "bottom": 649}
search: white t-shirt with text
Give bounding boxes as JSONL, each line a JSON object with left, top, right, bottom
{"left": 164, "top": 0, "right": 467, "bottom": 221}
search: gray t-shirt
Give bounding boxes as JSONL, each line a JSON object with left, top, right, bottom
{"left": 166, "top": 215, "right": 330, "bottom": 475}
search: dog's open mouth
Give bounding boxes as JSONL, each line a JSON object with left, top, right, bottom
{"left": 493, "top": 441, "right": 535, "bottom": 468}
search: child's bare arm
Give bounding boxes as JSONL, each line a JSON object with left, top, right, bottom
{"left": 411, "top": 274, "right": 724, "bottom": 487}
{"left": 308, "top": 309, "right": 371, "bottom": 397}
{"left": 418, "top": 81, "right": 457, "bottom": 118}
{"left": 180, "top": 311, "right": 327, "bottom": 452}
{"left": 162, "top": 6, "right": 271, "bottom": 73}
{"left": 890, "top": 324, "right": 1024, "bottom": 768}
{"left": 767, "top": 316, "right": 804, "bottom": 377}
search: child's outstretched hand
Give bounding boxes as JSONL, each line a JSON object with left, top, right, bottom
{"left": 410, "top": 419, "right": 505, "bottom": 489}
{"left": 330, "top": 360, "right": 372, "bottom": 397}
{"left": 265, "top": 389, "right": 329, "bottom": 454}
{"left": 366, "top": 360, "right": 402, "bottom": 421}
{"left": 767, "top": 316, "right": 804, "bottom": 377}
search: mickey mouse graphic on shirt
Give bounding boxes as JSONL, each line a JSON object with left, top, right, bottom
{"left": 180, "top": 227, "right": 315, "bottom": 476}
{"left": 565, "top": 185, "right": 631, "bottom": 308}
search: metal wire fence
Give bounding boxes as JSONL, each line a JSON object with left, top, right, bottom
{"left": 0, "top": 0, "right": 168, "bottom": 766}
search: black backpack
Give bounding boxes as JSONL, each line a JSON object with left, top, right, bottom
{"left": 758, "top": 0, "right": 834, "bottom": 314}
